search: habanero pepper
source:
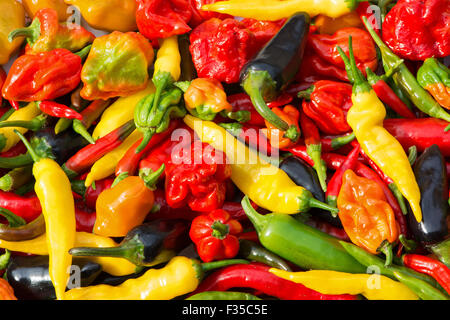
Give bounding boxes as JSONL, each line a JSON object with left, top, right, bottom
{"left": 337, "top": 169, "right": 399, "bottom": 266}
{"left": 165, "top": 141, "right": 232, "bottom": 213}
{"left": 337, "top": 36, "right": 422, "bottom": 223}
{"left": 261, "top": 105, "right": 300, "bottom": 149}
{"left": 22, "top": 0, "right": 69, "bottom": 21}
{"left": 80, "top": 32, "right": 154, "bottom": 101}
{"left": 2, "top": 48, "right": 87, "bottom": 103}
{"left": 189, "top": 209, "right": 243, "bottom": 262}
{"left": 298, "top": 80, "right": 352, "bottom": 135}
{"left": 192, "top": 263, "right": 357, "bottom": 300}
{"left": 0, "top": 0, "right": 25, "bottom": 65}
{"left": 184, "top": 115, "right": 338, "bottom": 215}
{"left": 417, "top": 58, "right": 450, "bottom": 110}
{"left": 382, "top": 0, "right": 450, "bottom": 61}
{"left": 240, "top": 13, "right": 309, "bottom": 141}
{"left": 8, "top": 8, "right": 95, "bottom": 55}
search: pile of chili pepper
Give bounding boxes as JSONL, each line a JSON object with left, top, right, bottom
{"left": 0, "top": 0, "right": 449, "bottom": 302}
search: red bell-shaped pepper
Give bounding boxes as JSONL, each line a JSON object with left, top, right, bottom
{"left": 189, "top": 209, "right": 243, "bottom": 262}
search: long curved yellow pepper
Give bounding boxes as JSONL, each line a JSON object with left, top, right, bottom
{"left": 65, "top": 256, "right": 200, "bottom": 300}
{"left": 63, "top": 0, "right": 137, "bottom": 32}
{"left": 0, "top": 103, "right": 41, "bottom": 152}
{"left": 337, "top": 39, "right": 422, "bottom": 222}
{"left": 0, "top": 232, "right": 175, "bottom": 277}
{"left": 23, "top": 0, "right": 69, "bottom": 20}
{"left": 269, "top": 269, "right": 419, "bottom": 300}
{"left": 93, "top": 83, "right": 155, "bottom": 140}
{"left": 202, "top": 0, "right": 358, "bottom": 21}
{"left": 0, "top": 0, "right": 25, "bottom": 64}
{"left": 15, "top": 131, "right": 76, "bottom": 300}
{"left": 84, "top": 130, "right": 143, "bottom": 187}
{"left": 183, "top": 115, "right": 338, "bottom": 215}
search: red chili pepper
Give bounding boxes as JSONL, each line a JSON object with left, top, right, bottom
{"left": 240, "top": 18, "right": 285, "bottom": 50}
{"left": 84, "top": 178, "right": 114, "bottom": 210}
{"left": 321, "top": 134, "right": 355, "bottom": 154}
{"left": 115, "top": 120, "right": 180, "bottom": 177}
{"left": 2, "top": 49, "right": 82, "bottom": 102}
{"left": 189, "top": 18, "right": 259, "bottom": 84}
{"left": 383, "top": 118, "right": 450, "bottom": 156}
{"left": 300, "top": 109, "right": 327, "bottom": 192}
{"left": 299, "top": 80, "right": 353, "bottom": 135}
{"left": 165, "top": 141, "right": 232, "bottom": 212}
{"left": 237, "top": 230, "right": 259, "bottom": 243}
{"left": 189, "top": 209, "right": 243, "bottom": 262}
{"left": 36, "top": 101, "right": 83, "bottom": 120}
{"left": 403, "top": 254, "right": 450, "bottom": 295}
{"left": 191, "top": 263, "right": 358, "bottom": 300}
{"left": 382, "top": 0, "right": 450, "bottom": 61}
{"left": 325, "top": 144, "right": 360, "bottom": 207}
{"left": 74, "top": 202, "right": 96, "bottom": 233}
{"left": 0, "top": 141, "right": 26, "bottom": 158}
{"left": 8, "top": 101, "right": 20, "bottom": 111}
{"left": 135, "top": 0, "right": 192, "bottom": 41}
{"left": 62, "top": 120, "right": 135, "bottom": 178}
{"left": 0, "top": 191, "right": 41, "bottom": 223}
{"left": 188, "top": 0, "right": 232, "bottom": 27}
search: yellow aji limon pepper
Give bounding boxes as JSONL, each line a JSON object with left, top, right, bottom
{"left": 183, "top": 115, "right": 338, "bottom": 215}
{"left": 64, "top": 256, "right": 248, "bottom": 300}
{"left": 22, "top": 0, "right": 69, "bottom": 20}
{"left": 0, "top": 103, "right": 41, "bottom": 152}
{"left": 93, "top": 83, "right": 155, "bottom": 140}
{"left": 15, "top": 130, "right": 75, "bottom": 300}
{"left": 85, "top": 130, "right": 142, "bottom": 187}
{"left": 269, "top": 269, "right": 419, "bottom": 300}
{"left": 337, "top": 38, "right": 422, "bottom": 222}
{"left": 202, "top": 0, "right": 358, "bottom": 21}
{"left": 63, "top": 0, "right": 137, "bottom": 32}
{"left": 0, "top": 0, "right": 25, "bottom": 65}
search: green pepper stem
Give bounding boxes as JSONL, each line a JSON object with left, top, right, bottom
{"left": 0, "top": 208, "right": 26, "bottom": 228}
{"left": 211, "top": 221, "right": 229, "bottom": 240}
{"left": 0, "top": 109, "right": 15, "bottom": 122}
{"left": 241, "top": 196, "right": 267, "bottom": 234}
{"left": 377, "top": 240, "right": 393, "bottom": 267}
{"left": 0, "top": 249, "right": 10, "bottom": 270}
{"left": 407, "top": 145, "right": 417, "bottom": 166}
{"left": 135, "top": 129, "right": 155, "bottom": 154}
{"left": 8, "top": 18, "right": 41, "bottom": 44}
{"left": 74, "top": 45, "right": 92, "bottom": 61}
{"left": 297, "top": 86, "right": 314, "bottom": 100}
{"left": 0, "top": 153, "right": 33, "bottom": 169}
{"left": 399, "top": 234, "right": 417, "bottom": 253}
{"left": 219, "top": 122, "right": 243, "bottom": 137}
{"left": 173, "top": 81, "right": 191, "bottom": 92}
{"left": 388, "top": 183, "right": 408, "bottom": 215}
{"left": 70, "top": 245, "right": 131, "bottom": 260}
{"left": 331, "top": 132, "right": 356, "bottom": 149}
{"left": 13, "top": 130, "right": 41, "bottom": 163}
{"left": 70, "top": 179, "right": 86, "bottom": 197}
{"left": 141, "top": 164, "right": 165, "bottom": 190}
{"left": 72, "top": 119, "right": 95, "bottom": 144}
{"left": 0, "top": 114, "right": 47, "bottom": 131}
{"left": 429, "top": 238, "right": 450, "bottom": 268}
{"left": 111, "top": 172, "right": 129, "bottom": 188}
{"left": 307, "top": 144, "right": 327, "bottom": 192}
{"left": 222, "top": 110, "right": 251, "bottom": 123}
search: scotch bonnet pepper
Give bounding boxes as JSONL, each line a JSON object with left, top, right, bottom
{"left": 165, "top": 141, "right": 232, "bottom": 212}
{"left": 80, "top": 31, "right": 154, "bottom": 101}
{"left": 382, "top": 0, "right": 450, "bottom": 60}
{"left": 417, "top": 58, "right": 450, "bottom": 110}
{"left": 8, "top": 8, "right": 95, "bottom": 55}
{"left": 262, "top": 104, "right": 300, "bottom": 149}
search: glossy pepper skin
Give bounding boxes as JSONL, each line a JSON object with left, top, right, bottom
{"left": 8, "top": 8, "right": 95, "bottom": 55}
{"left": 269, "top": 268, "right": 418, "bottom": 300}
{"left": 202, "top": 0, "right": 362, "bottom": 20}
{"left": 417, "top": 58, "right": 450, "bottom": 109}
{"left": 80, "top": 32, "right": 154, "bottom": 101}
{"left": 183, "top": 78, "right": 233, "bottom": 121}
{"left": 2, "top": 49, "right": 82, "bottom": 103}
{"left": 382, "top": 0, "right": 450, "bottom": 61}
{"left": 337, "top": 170, "right": 399, "bottom": 264}
{"left": 136, "top": 0, "right": 191, "bottom": 41}
{"left": 0, "top": 278, "right": 17, "bottom": 300}
{"left": 94, "top": 165, "right": 165, "bottom": 238}
{"left": 5, "top": 255, "right": 102, "bottom": 300}
{"left": 189, "top": 18, "right": 258, "bottom": 84}
{"left": 338, "top": 37, "right": 422, "bottom": 223}
{"left": 262, "top": 105, "right": 300, "bottom": 149}
{"left": 299, "top": 80, "right": 352, "bottom": 135}
{"left": 22, "top": 0, "right": 69, "bottom": 20}
{"left": 63, "top": 0, "right": 137, "bottom": 32}
{"left": 0, "top": 0, "right": 25, "bottom": 65}
{"left": 314, "top": 10, "right": 363, "bottom": 35}
{"left": 165, "top": 141, "right": 232, "bottom": 212}
{"left": 184, "top": 115, "right": 338, "bottom": 215}
{"left": 189, "top": 209, "right": 243, "bottom": 262}
{"left": 406, "top": 145, "right": 448, "bottom": 245}
{"left": 188, "top": 0, "right": 232, "bottom": 27}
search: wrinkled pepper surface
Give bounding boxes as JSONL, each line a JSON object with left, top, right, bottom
{"left": 417, "top": 58, "right": 450, "bottom": 110}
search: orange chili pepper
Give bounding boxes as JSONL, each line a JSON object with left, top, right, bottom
{"left": 263, "top": 104, "right": 300, "bottom": 149}
{"left": 337, "top": 169, "right": 399, "bottom": 266}
{"left": 0, "top": 278, "right": 17, "bottom": 300}
{"left": 94, "top": 165, "right": 164, "bottom": 237}
{"left": 314, "top": 11, "right": 363, "bottom": 35}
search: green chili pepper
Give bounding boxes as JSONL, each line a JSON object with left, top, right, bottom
{"left": 186, "top": 291, "right": 262, "bottom": 300}
{"left": 393, "top": 271, "right": 449, "bottom": 300}
{"left": 238, "top": 239, "right": 291, "bottom": 271}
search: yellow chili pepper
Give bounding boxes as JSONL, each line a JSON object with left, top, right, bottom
{"left": 0, "top": 103, "right": 41, "bottom": 152}
{"left": 15, "top": 130, "right": 75, "bottom": 300}
{"left": 63, "top": 0, "right": 137, "bottom": 32}
{"left": 92, "top": 83, "right": 155, "bottom": 140}
{"left": 64, "top": 256, "right": 248, "bottom": 300}
{"left": 183, "top": 115, "right": 338, "bottom": 215}
{"left": 0, "top": 232, "right": 173, "bottom": 277}
{"left": 269, "top": 268, "right": 419, "bottom": 300}
{"left": 202, "top": 0, "right": 358, "bottom": 21}
{"left": 22, "top": 0, "right": 69, "bottom": 20}
{"left": 337, "top": 37, "right": 422, "bottom": 222}
{"left": 0, "top": 0, "right": 25, "bottom": 65}
{"left": 84, "top": 130, "right": 142, "bottom": 187}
